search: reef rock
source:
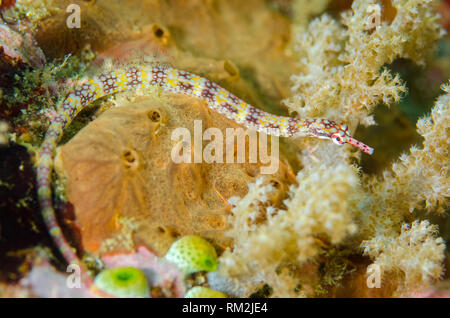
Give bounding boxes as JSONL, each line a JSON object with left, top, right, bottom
{"left": 56, "top": 94, "right": 294, "bottom": 256}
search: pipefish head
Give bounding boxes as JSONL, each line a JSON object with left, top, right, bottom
{"left": 306, "top": 119, "right": 374, "bottom": 155}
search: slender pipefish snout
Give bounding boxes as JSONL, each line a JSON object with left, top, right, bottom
{"left": 303, "top": 119, "right": 374, "bottom": 155}
{"left": 346, "top": 136, "right": 374, "bottom": 155}
{"left": 334, "top": 130, "right": 374, "bottom": 155}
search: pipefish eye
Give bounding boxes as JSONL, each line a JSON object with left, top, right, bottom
{"left": 331, "top": 134, "right": 345, "bottom": 145}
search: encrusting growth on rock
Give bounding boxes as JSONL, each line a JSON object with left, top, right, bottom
{"left": 36, "top": 64, "right": 373, "bottom": 288}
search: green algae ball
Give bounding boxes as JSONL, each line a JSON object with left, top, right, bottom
{"left": 185, "top": 286, "right": 227, "bottom": 298}
{"left": 165, "top": 235, "right": 218, "bottom": 275}
{"left": 94, "top": 267, "right": 150, "bottom": 298}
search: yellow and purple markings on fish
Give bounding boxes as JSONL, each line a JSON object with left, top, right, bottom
{"left": 36, "top": 65, "right": 374, "bottom": 287}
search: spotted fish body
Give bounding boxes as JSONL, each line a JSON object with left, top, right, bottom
{"left": 36, "top": 65, "right": 373, "bottom": 287}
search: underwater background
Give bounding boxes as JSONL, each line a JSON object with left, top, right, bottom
{"left": 0, "top": 0, "right": 449, "bottom": 297}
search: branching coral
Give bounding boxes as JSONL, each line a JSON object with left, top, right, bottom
{"left": 218, "top": 87, "right": 448, "bottom": 297}
{"left": 361, "top": 220, "right": 445, "bottom": 292}
{"left": 357, "top": 85, "right": 449, "bottom": 240}
{"left": 355, "top": 84, "right": 449, "bottom": 293}
{"left": 214, "top": 0, "right": 448, "bottom": 297}
{"left": 218, "top": 157, "right": 360, "bottom": 296}
{"left": 224, "top": 158, "right": 359, "bottom": 267}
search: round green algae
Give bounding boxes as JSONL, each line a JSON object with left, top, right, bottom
{"left": 185, "top": 286, "right": 227, "bottom": 298}
{"left": 94, "top": 267, "right": 150, "bottom": 298}
{"left": 165, "top": 235, "right": 218, "bottom": 275}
